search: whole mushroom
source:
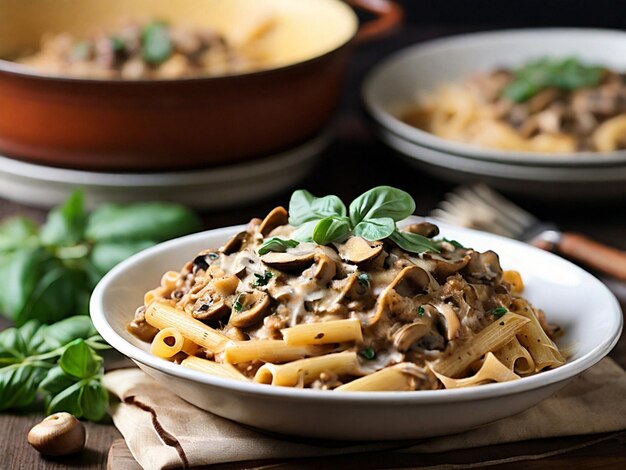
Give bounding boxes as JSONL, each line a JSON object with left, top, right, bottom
{"left": 28, "top": 412, "right": 86, "bottom": 456}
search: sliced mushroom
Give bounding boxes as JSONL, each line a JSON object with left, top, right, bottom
{"left": 192, "top": 251, "right": 219, "bottom": 272}
{"left": 337, "top": 237, "right": 383, "bottom": 264}
{"left": 404, "top": 222, "right": 440, "bottom": 238}
{"left": 464, "top": 250, "right": 503, "bottom": 282}
{"left": 334, "top": 274, "right": 370, "bottom": 304}
{"left": 393, "top": 318, "right": 433, "bottom": 352}
{"left": 212, "top": 275, "right": 239, "bottom": 296}
{"left": 370, "top": 266, "right": 430, "bottom": 325}
{"left": 260, "top": 251, "right": 315, "bottom": 271}
{"left": 229, "top": 290, "right": 271, "bottom": 328}
{"left": 221, "top": 231, "right": 248, "bottom": 255}
{"left": 246, "top": 217, "right": 262, "bottom": 234}
{"left": 433, "top": 302, "right": 461, "bottom": 341}
{"left": 192, "top": 298, "right": 231, "bottom": 322}
{"left": 309, "top": 253, "right": 336, "bottom": 284}
{"left": 424, "top": 253, "right": 471, "bottom": 280}
{"left": 258, "top": 206, "right": 289, "bottom": 236}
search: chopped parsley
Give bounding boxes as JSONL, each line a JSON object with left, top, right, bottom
{"left": 492, "top": 307, "right": 508, "bottom": 319}
{"left": 417, "top": 306, "right": 425, "bottom": 317}
{"left": 359, "top": 347, "right": 376, "bottom": 360}
{"left": 253, "top": 270, "right": 273, "bottom": 287}
{"left": 233, "top": 293, "right": 245, "bottom": 312}
{"left": 357, "top": 273, "right": 370, "bottom": 287}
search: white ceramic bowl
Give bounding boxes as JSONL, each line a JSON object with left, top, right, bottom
{"left": 363, "top": 28, "right": 626, "bottom": 167}
{"left": 91, "top": 219, "right": 623, "bottom": 440}
{"left": 378, "top": 128, "right": 626, "bottom": 200}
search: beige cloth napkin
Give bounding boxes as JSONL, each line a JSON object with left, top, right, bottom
{"left": 104, "top": 357, "right": 626, "bottom": 469}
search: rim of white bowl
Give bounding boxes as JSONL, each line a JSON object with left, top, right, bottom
{"left": 362, "top": 28, "right": 626, "bottom": 167}
{"left": 91, "top": 222, "right": 623, "bottom": 404}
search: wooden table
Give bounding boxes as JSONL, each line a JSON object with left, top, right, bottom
{"left": 1, "top": 25, "right": 626, "bottom": 469}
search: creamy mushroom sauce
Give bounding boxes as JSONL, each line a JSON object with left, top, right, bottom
{"left": 129, "top": 212, "right": 558, "bottom": 390}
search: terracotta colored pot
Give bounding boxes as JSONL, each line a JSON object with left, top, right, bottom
{"left": 0, "top": 0, "right": 401, "bottom": 171}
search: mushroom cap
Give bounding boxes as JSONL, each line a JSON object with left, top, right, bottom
{"left": 337, "top": 237, "right": 383, "bottom": 265}
{"left": 230, "top": 290, "right": 271, "bottom": 328}
{"left": 221, "top": 231, "right": 249, "bottom": 255}
{"left": 260, "top": 251, "right": 315, "bottom": 271}
{"left": 258, "top": 206, "right": 289, "bottom": 237}
{"left": 404, "top": 222, "right": 440, "bottom": 238}
{"left": 27, "top": 412, "right": 86, "bottom": 456}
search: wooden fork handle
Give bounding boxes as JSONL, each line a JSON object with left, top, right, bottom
{"left": 552, "top": 233, "right": 626, "bottom": 282}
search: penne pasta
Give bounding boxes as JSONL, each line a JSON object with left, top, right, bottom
{"left": 150, "top": 327, "right": 184, "bottom": 359}
{"left": 254, "top": 351, "right": 361, "bottom": 387}
{"left": 336, "top": 363, "right": 423, "bottom": 391}
{"left": 181, "top": 356, "right": 248, "bottom": 381}
{"left": 433, "top": 352, "right": 519, "bottom": 389}
{"left": 145, "top": 301, "right": 230, "bottom": 353}
{"left": 493, "top": 336, "right": 535, "bottom": 376}
{"left": 281, "top": 318, "right": 363, "bottom": 346}
{"left": 432, "top": 312, "right": 530, "bottom": 378}
{"left": 515, "top": 304, "right": 565, "bottom": 371}
{"left": 223, "top": 340, "right": 329, "bottom": 365}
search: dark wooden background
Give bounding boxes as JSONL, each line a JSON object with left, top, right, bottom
{"left": 1, "top": 2, "right": 626, "bottom": 468}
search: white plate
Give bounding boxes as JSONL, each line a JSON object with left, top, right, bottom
{"left": 90, "top": 218, "right": 623, "bottom": 440}
{"left": 363, "top": 28, "right": 626, "bottom": 167}
{"left": 378, "top": 127, "right": 626, "bottom": 200}
{"left": 0, "top": 131, "right": 329, "bottom": 209}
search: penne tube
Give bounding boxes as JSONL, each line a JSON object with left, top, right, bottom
{"left": 433, "top": 352, "right": 519, "bottom": 389}
{"left": 515, "top": 304, "right": 565, "bottom": 371}
{"left": 181, "top": 356, "right": 248, "bottom": 381}
{"left": 281, "top": 318, "right": 363, "bottom": 346}
{"left": 181, "top": 338, "right": 199, "bottom": 356}
{"left": 223, "top": 340, "right": 329, "bottom": 365}
{"left": 145, "top": 301, "right": 230, "bottom": 353}
{"left": 493, "top": 336, "right": 535, "bottom": 376}
{"left": 432, "top": 312, "right": 530, "bottom": 378}
{"left": 144, "top": 287, "right": 164, "bottom": 306}
{"left": 150, "top": 327, "right": 184, "bottom": 359}
{"left": 336, "top": 363, "right": 422, "bottom": 391}
{"left": 254, "top": 351, "right": 361, "bottom": 387}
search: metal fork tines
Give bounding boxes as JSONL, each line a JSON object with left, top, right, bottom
{"left": 431, "top": 184, "right": 541, "bottom": 239}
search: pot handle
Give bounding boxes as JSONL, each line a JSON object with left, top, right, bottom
{"left": 345, "top": 0, "right": 404, "bottom": 43}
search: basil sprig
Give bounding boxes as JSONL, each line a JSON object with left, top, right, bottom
{"left": 502, "top": 57, "right": 604, "bottom": 103}
{"left": 282, "top": 186, "right": 440, "bottom": 254}
{"left": 0, "top": 316, "right": 109, "bottom": 421}
{"left": 142, "top": 21, "right": 172, "bottom": 65}
{"left": 0, "top": 190, "right": 200, "bottom": 326}
{"left": 258, "top": 237, "right": 299, "bottom": 256}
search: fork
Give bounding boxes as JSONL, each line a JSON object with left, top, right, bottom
{"left": 431, "top": 184, "right": 626, "bottom": 282}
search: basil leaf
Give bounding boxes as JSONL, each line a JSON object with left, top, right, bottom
{"left": 40, "top": 190, "right": 86, "bottom": 247}
{"left": 0, "top": 326, "right": 29, "bottom": 365}
{"left": 59, "top": 339, "right": 102, "bottom": 379}
{"left": 18, "top": 263, "right": 85, "bottom": 326}
{"left": 0, "top": 247, "right": 49, "bottom": 323}
{"left": 0, "top": 217, "right": 39, "bottom": 252}
{"left": 0, "top": 363, "right": 49, "bottom": 410}
{"left": 312, "top": 216, "right": 351, "bottom": 245}
{"left": 353, "top": 217, "right": 395, "bottom": 242}
{"left": 40, "top": 366, "right": 76, "bottom": 395}
{"left": 389, "top": 230, "right": 441, "bottom": 254}
{"left": 291, "top": 220, "right": 317, "bottom": 242}
{"left": 29, "top": 316, "right": 98, "bottom": 355}
{"left": 79, "top": 379, "right": 108, "bottom": 421}
{"left": 90, "top": 239, "right": 156, "bottom": 275}
{"left": 258, "top": 237, "right": 299, "bottom": 256}
{"left": 349, "top": 186, "right": 415, "bottom": 225}
{"left": 142, "top": 22, "right": 172, "bottom": 65}
{"left": 86, "top": 203, "right": 199, "bottom": 242}
{"left": 288, "top": 190, "right": 346, "bottom": 226}
{"left": 47, "top": 380, "right": 83, "bottom": 416}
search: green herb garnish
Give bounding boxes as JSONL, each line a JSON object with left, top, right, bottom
{"left": 253, "top": 271, "right": 273, "bottom": 287}
{"left": 287, "top": 187, "right": 440, "bottom": 254}
{"left": 233, "top": 293, "right": 245, "bottom": 312}
{"left": 357, "top": 273, "right": 370, "bottom": 287}
{"left": 257, "top": 237, "right": 299, "bottom": 256}
{"left": 0, "top": 190, "right": 200, "bottom": 326}
{"left": 0, "top": 316, "right": 109, "bottom": 421}
{"left": 492, "top": 307, "right": 508, "bottom": 319}
{"left": 502, "top": 57, "right": 604, "bottom": 103}
{"left": 359, "top": 347, "right": 376, "bottom": 360}
{"left": 110, "top": 36, "right": 126, "bottom": 52}
{"left": 142, "top": 21, "right": 172, "bottom": 65}
{"left": 417, "top": 306, "right": 425, "bottom": 317}
{"left": 440, "top": 238, "right": 465, "bottom": 249}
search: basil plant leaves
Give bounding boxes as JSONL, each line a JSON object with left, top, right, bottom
{"left": 262, "top": 186, "right": 440, "bottom": 255}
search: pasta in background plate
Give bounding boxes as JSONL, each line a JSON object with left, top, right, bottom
{"left": 128, "top": 187, "right": 565, "bottom": 391}
{"left": 402, "top": 57, "right": 626, "bottom": 153}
